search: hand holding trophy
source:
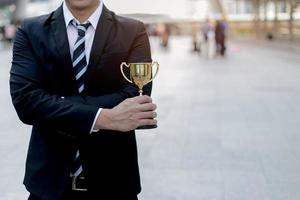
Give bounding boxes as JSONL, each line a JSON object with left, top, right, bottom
{"left": 120, "top": 61, "right": 159, "bottom": 129}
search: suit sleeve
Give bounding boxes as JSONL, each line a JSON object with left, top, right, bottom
{"left": 64, "top": 21, "right": 152, "bottom": 107}
{"left": 127, "top": 21, "right": 153, "bottom": 96}
{"left": 10, "top": 23, "right": 99, "bottom": 136}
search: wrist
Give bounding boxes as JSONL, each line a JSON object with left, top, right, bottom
{"left": 95, "top": 109, "right": 114, "bottom": 130}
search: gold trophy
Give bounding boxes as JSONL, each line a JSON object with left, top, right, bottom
{"left": 120, "top": 61, "right": 159, "bottom": 129}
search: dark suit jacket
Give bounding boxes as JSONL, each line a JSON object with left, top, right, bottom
{"left": 10, "top": 4, "right": 152, "bottom": 200}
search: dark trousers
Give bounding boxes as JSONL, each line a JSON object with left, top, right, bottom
{"left": 28, "top": 191, "right": 138, "bottom": 200}
{"left": 216, "top": 39, "right": 226, "bottom": 56}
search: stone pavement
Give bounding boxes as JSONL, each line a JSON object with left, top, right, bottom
{"left": 0, "top": 44, "right": 31, "bottom": 200}
{"left": 1, "top": 37, "right": 300, "bottom": 200}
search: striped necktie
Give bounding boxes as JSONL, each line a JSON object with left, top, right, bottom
{"left": 71, "top": 21, "right": 90, "bottom": 177}
{"left": 73, "top": 22, "right": 91, "bottom": 94}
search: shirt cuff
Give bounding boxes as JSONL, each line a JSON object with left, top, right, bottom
{"left": 90, "top": 108, "right": 102, "bottom": 134}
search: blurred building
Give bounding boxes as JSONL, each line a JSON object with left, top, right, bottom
{"left": 0, "top": 0, "right": 61, "bottom": 24}
{"left": 222, "top": 0, "right": 300, "bottom": 41}
{"left": 0, "top": 0, "right": 299, "bottom": 41}
{"left": 0, "top": 0, "right": 17, "bottom": 6}
{"left": 0, "top": 0, "right": 16, "bottom": 26}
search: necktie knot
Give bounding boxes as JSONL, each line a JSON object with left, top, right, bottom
{"left": 75, "top": 22, "right": 91, "bottom": 37}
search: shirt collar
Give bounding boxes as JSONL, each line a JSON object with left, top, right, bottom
{"left": 63, "top": 1, "right": 103, "bottom": 29}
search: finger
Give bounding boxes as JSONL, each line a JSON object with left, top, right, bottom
{"left": 138, "top": 119, "right": 157, "bottom": 127}
{"left": 138, "top": 103, "right": 157, "bottom": 112}
{"left": 136, "top": 111, "right": 157, "bottom": 119}
{"left": 134, "top": 95, "right": 152, "bottom": 104}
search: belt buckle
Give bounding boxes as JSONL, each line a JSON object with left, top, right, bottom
{"left": 71, "top": 176, "right": 88, "bottom": 192}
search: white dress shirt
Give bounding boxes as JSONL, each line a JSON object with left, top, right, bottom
{"left": 63, "top": 1, "right": 103, "bottom": 133}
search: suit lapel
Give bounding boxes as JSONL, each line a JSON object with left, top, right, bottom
{"left": 50, "top": 5, "right": 78, "bottom": 93}
{"left": 49, "top": 5, "right": 114, "bottom": 94}
{"left": 85, "top": 6, "right": 114, "bottom": 87}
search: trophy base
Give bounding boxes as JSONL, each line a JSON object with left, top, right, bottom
{"left": 136, "top": 124, "right": 158, "bottom": 130}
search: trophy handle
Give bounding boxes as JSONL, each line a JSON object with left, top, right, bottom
{"left": 120, "top": 62, "right": 133, "bottom": 83}
{"left": 149, "top": 61, "right": 159, "bottom": 83}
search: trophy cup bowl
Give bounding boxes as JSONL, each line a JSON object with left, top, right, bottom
{"left": 120, "top": 61, "right": 159, "bottom": 129}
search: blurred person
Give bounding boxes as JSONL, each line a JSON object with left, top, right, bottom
{"left": 10, "top": 0, "right": 157, "bottom": 200}
{"left": 201, "top": 18, "right": 214, "bottom": 58}
{"left": 158, "top": 23, "right": 170, "bottom": 49}
{"left": 192, "top": 32, "right": 200, "bottom": 52}
{"left": 266, "top": 32, "right": 274, "bottom": 41}
{"left": 215, "top": 19, "right": 227, "bottom": 56}
{"left": 191, "top": 22, "right": 200, "bottom": 53}
{"left": 0, "top": 26, "right": 4, "bottom": 41}
{"left": 201, "top": 18, "right": 212, "bottom": 43}
{"left": 4, "top": 23, "right": 16, "bottom": 42}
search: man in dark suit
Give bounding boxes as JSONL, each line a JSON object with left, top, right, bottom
{"left": 10, "top": 0, "right": 157, "bottom": 200}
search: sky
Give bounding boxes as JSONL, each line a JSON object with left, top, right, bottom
{"left": 103, "top": 0, "right": 209, "bottom": 19}
{"left": 104, "top": 0, "right": 187, "bottom": 16}
{"left": 23, "top": 0, "right": 210, "bottom": 20}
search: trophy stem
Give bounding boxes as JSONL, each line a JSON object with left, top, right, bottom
{"left": 139, "top": 90, "right": 143, "bottom": 96}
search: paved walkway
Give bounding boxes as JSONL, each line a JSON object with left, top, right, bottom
{"left": 1, "top": 37, "right": 300, "bottom": 200}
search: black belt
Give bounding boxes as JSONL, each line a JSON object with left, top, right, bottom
{"left": 68, "top": 177, "right": 138, "bottom": 200}
{"left": 70, "top": 176, "right": 88, "bottom": 192}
